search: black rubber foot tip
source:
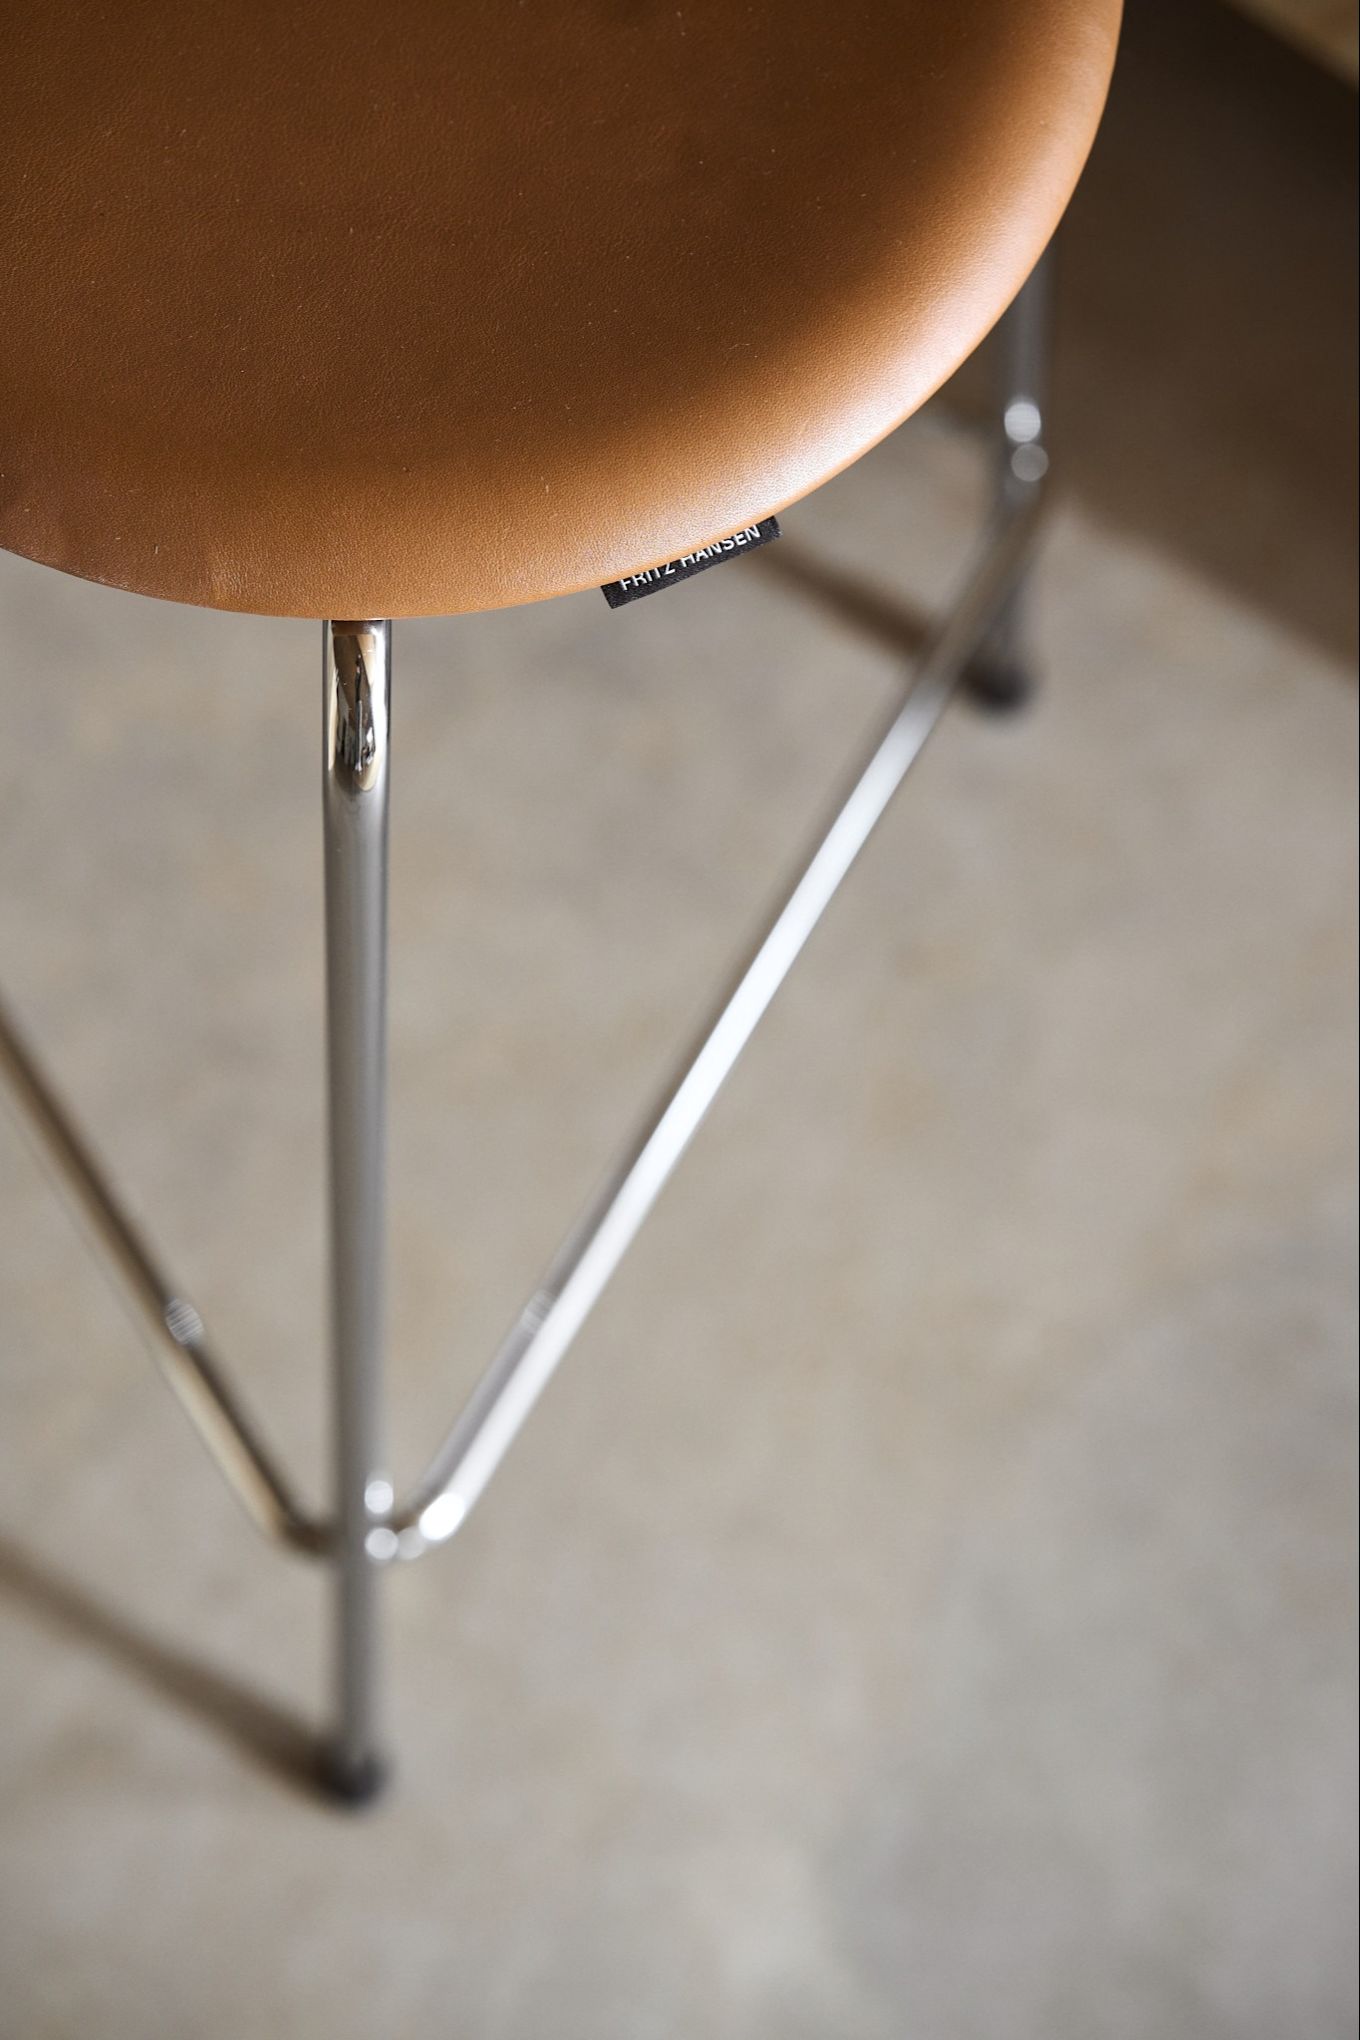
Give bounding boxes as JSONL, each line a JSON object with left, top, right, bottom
{"left": 962, "top": 654, "right": 1037, "bottom": 716}
{"left": 317, "top": 1745, "right": 389, "bottom": 1809}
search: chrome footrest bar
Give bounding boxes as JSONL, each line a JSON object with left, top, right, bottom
{"left": 0, "top": 486, "right": 1044, "bottom": 1574}
{"left": 0, "top": 997, "right": 325, "bottom": 1555}
{"left": 390, "top": 483, "right": 1046, "bottom": 1557}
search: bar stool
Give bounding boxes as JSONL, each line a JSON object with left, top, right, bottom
{"left": 0, "top": 0, "right": 1121, "bottom": 1800}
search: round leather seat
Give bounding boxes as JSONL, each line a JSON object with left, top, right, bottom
{"left": 2, "top": 1, "right": 1120, "bottom": 620}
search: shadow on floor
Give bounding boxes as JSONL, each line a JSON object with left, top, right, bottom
{"left": 0, "top": 1534, "right": 326, "bottom": 1802}
{"left": 754, "top": 544, "right": 934, "bottom": 660}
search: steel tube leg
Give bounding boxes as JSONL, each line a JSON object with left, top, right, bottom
{"left": 965, "top": 249, "right": 1052, "bottom": 711}
{"left": 321, "top": 619, "right": 392, "bottom": 1802}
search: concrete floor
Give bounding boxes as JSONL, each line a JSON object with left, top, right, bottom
{"left": 0, "top": 9, "right": 1355, "bottom": 2038}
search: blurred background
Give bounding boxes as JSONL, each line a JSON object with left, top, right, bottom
{"left": 0, "top": 0, "right": 1355, "bottom": 2034}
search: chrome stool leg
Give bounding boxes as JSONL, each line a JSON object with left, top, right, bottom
{"left": 320, "top": 621, "right": 392, "bottom": 1802}
{"left": 964, "top": 249, "right": 1052, "bottom": 712}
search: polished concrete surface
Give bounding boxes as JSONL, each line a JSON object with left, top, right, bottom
{"left": 0, "top": 13, "right": 1356, "bottom": 2039}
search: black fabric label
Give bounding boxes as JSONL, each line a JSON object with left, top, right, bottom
{"left": 602, "top": 517, "right": 781, "bottom": 607}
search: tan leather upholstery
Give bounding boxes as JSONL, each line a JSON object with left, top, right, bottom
{"left": 1, "top": 1, "right": 1120, "bottom": 619}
